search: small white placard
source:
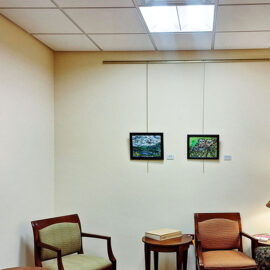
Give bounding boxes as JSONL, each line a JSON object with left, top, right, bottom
{"left": 224, "top": 155, "right": 232, "bottom": 161}
{"left": 166, "top": 154, "right": 175, "bottom": 160}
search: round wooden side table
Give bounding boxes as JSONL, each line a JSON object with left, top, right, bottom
{"left": 258, "top": 240, "right": 270, "bottom": 247}
{"left": 142, "top": 234, "right": 193, "bottom": 270}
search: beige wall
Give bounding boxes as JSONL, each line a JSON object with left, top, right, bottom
{"left": 0, "top": 15, "right": 54, "bottom": 268}
{"left": 2, "top": 12, "right": 270, "bottom": 270}
{"left": 54, "top": 51, "right": 270, "bottom": 270}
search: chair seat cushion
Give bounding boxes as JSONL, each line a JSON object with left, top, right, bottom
{"left": 203, "top": 250, "right": 257, "bottom": 269}
{"left": 43, "top": 254, "right": 112, "bottom": 270}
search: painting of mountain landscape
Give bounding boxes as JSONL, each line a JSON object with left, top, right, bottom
{"left": 130, "top": 133, "right": 164, "bottom": 160}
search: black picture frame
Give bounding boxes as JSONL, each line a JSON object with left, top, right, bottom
{"left": 130, "top": 132, "right": 164, "bottom": 160}
{"left": 187, "top": 134, "right": 219, "bottom": 160}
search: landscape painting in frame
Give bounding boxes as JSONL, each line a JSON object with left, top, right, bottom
{"left": 130, "top": 133, "right": 164, "bottom": 160}
{"left": 187, "top": 135, "right": 219, "bottom": 160}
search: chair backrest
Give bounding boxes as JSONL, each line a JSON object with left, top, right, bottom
{"left": 194, "top": 212, "right": 242, "bottom": 251}
{"left": 31, "top": 214, "right": 83, "bottom": 265}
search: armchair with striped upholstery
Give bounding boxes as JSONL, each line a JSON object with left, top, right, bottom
{"left": 31, "top": 214, "right": 116, "bottom": 270}
{"left": 194, "top": 213, "right": 258, "bottom": 270}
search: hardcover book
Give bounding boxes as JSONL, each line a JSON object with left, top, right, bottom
{"left": 145, "top": 228, "right": 182, "bottom": 241}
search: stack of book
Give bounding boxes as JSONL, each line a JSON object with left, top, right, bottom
{"left": 145, "top": 228, "right": 182, "bottom": 241}
{"left": 254, "top": 234, "right": 270, "bottom": 242}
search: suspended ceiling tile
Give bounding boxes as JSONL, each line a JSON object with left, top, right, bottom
{"left": 219, "top": 0, "right": 270, "bottom": 4}
{"left": 0, "top": 9, "right": 81, "bottom": 33}
{"left": 151, "top": 33, "right": 212, "bottom": 50}
{"left": 65, "top": 8, "right": 146, "bottom": 34}
{"left": 34, "top": 34, "right": 99, "bottom": 51}
{"left": 216, "top": 5, "right": 270, "bottom": 31}
{"left": 90, "top": 34, "right": 154, "bottom": 51}
{"left": 54, "top": 0, "right": 134, "bottom": 7}
{"left": 215, "top": 32, "right": 270, "bottom": 49}
{"left": 0, "top": 0, "right": 55, "bottom": 7}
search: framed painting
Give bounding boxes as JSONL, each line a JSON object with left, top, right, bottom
{"left": 187, "top": 135, "right": 219, "bottom": 159}
{"left": 130, "top": 133, "right": 164, "bottom": 160}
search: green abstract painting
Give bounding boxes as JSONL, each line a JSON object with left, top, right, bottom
{"left": 188, "top": 135, "right": 219, "bottom": 159}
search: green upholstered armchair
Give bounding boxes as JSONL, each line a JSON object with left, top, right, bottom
{"left": 31, "top": 214, "right": 116, "bottom": 270}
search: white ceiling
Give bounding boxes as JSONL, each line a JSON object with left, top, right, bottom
{"left": 1, "top": 0, "right": 270, "bottom": 51}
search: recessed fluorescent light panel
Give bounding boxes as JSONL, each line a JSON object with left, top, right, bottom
{"left": 178, "top": 5, "right": 215, "bottom": 32}
{"left": 139, "top": 6, "right": 180, "bottom": 32}
{"left": 140, "top": 5, "right": 215, "bottom": 33}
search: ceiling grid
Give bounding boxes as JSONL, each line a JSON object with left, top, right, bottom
{"left": 132, "top": 0, "right": 158, "bottom": 50}
{"left": 0, "top": 0, "right": 270, "bottom": 51}
{"left": 49, "top": 0, "right": 102, "bottom": 51}
{"left": 211, "top": 0, "right": 219, "bottom": 50}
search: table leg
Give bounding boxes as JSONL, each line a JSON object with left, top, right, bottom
{"left": 183, "top": 250, "right": 188, "bottom": 270}
{"left": 144, "top": 244, "right": 151, "bottom": 270}
{"left": 154, "top": 252, "right": 159, "bottom": 270}
{"left": 176, "top": 247, "right": 183, "bottom": 270}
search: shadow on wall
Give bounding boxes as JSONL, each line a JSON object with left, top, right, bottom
{"left": 18, "top": 234, "right": 34, "bottom": 266}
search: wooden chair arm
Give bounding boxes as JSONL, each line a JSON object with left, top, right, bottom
{"left": 37, "top": 241, "right": 61, "bottom": 253}
{"left": 241, "top": 232, "right": 259, "bottom": 259}
{"left": 195, "top": 233, "right": 204, "bottom": 270}
{"left": 241, "top": 232, "right": 258, "bottom": 242}
{"left": 196, "top": 241, "right": 204, "bottom": 270}
{"left": 37, "top": 242, "right": 64, "bottom": 270}
{"left": 81, "top": 232, "right": 111, "bottom": 240}
{"left": 81, "top": 232, "right": 116, "bottom": 264}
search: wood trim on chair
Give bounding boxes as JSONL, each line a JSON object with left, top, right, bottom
{"left": 31, "top": 214, "right": 82, "bottom": 267}
{"left": 194, "top": 229, "right": 204, "bottom": 270}
{"left": 194, "top": 212, "right": 257, "bottom": 270}
{"left": 37, "top": 242, "right": 64, "bottom": 270}
{"left": 194, "top": 212, "right": 243, "bottom": 251}
{"left": 31, "top": 214, "right": 116, "bottom": 270}
{"left": 82, "top": 232, "right": 117, "bottom": 268}
{"left": 241, "top": 232, "right": 259, "bottom": 259}
{"left": 32, "top": 214, "right": 82, "bottom": 231}
{"left": 194, "top": 212, "right": 241, "bottom": 223}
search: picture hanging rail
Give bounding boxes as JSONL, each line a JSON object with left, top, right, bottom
{"left": 187, "top": 134, "right": 219, "bottom": 160}
{"left": 130, "top": 133, "right": 164, "bottom": 160}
